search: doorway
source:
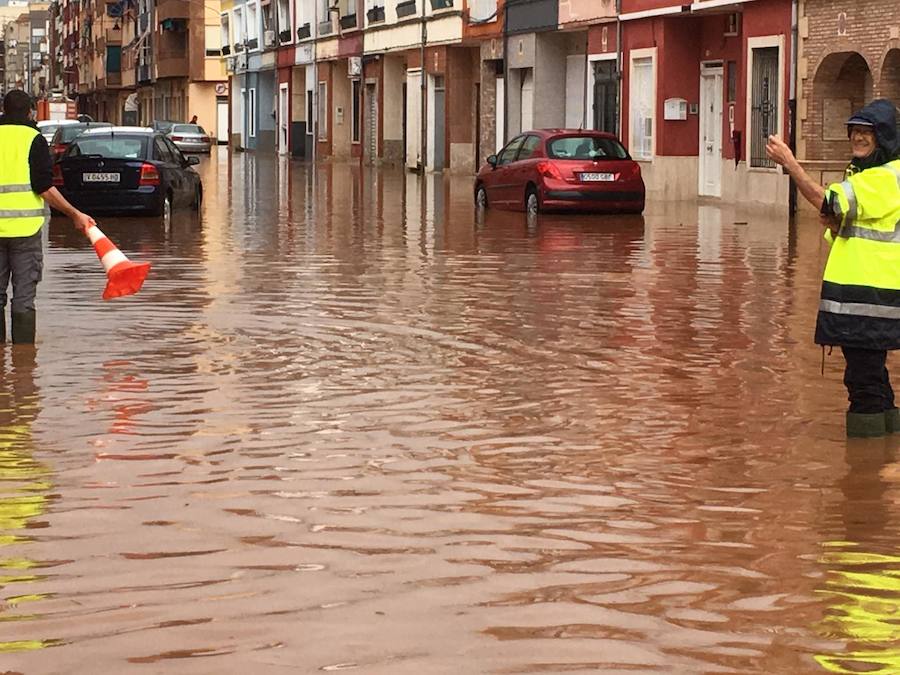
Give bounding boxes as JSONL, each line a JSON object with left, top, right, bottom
{"left": 699, "top": 64, "right": 724, "bottom": 197}
{"left": 216, "top": 98, "right": 229, "bottom": 144}
{"left": 278, "top": 82, "right": 289, "bottom": 155}
{"left": 520, "top": 69, "right": 534, "bottom": 132}
{"left": 592, "top": 59, "right": 618, "bottom": 134}
{"left": 432, "top": 75, "right": 445, "bottom": 171}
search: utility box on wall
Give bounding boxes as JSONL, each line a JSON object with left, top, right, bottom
{"left": 664, "top": 97, "right": 688, "bottom": 121}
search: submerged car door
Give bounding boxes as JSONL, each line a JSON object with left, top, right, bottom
{"left": 153, "top": 137, "right": 181, "bottom": 204}
{"left": 163, "top": 137, "right": 194, "bottom": 207}
{"left": 490, "top": 136, "right": 526, "bottom": 206}
{"left": 508, "top": 135, "right": 542, "bottom": 208}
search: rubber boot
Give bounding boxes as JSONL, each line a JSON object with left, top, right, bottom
{"left": 10, "top": 310, "right": 36, "bottom": 345}
{"left": 885, "top": 408, "right": 900, "bottom": 434}
{"left": 847, "top": 412, "right": 887, "bottom": 438}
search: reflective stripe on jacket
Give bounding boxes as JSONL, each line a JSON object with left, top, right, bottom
{"left": 0, "top": 125, "right": 49, "bottom": 238}
{"left": 816, "top": 159, "right": 900, "bottom": 349}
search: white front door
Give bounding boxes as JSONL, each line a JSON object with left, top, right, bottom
{"left": 278, "top": 83, "right": 289, "bottom": 155}
{"left": 217, "top": 101, "right": 229, "bottom": 144}
{"left": 520, "top": 69, "right": 534, "bottom": 133}
{"left": 699, "top": 65, "right": 724, "bottom": 197}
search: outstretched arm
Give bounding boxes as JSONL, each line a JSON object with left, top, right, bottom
{"left": 41, "top": 187, "right": 96, "bottom": 233}
{"left": 765, "top": 135, "right": 827, "bottom": 210}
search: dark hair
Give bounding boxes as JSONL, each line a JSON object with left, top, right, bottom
{"left": 2, "top": 90, "right": 34, "bottom": 121}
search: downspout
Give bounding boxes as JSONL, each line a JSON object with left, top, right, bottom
{"left": 582, "top": 31, "right": 588, "bottom": 129}
{"left": 788, "top": 0, "right": 799, "bottom": 214}
{"left": 502, "top": 0, "right": 508, "bottom": 145}
{"left": 312, "top": 0, "right": 317, "bottom": 164}
{"left": 420, "top": 0, "right": 427, "bottom": 173}
{"left": 616, "top": 0, "right": 622, "bottom": 139}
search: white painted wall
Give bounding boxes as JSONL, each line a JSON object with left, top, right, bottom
{"left": 565, "top": 54, "right": 586, "bottom": 129}
{"left": 406, "top": 69, "right": 422, "bottom": 169}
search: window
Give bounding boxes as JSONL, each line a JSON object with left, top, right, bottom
{"left": 727, "top": 60, "right": 737, "bottom": 102}
{"left": 630, "top": 52, "right": 654, "bottom": 160}
{"left": 246, "top": 2, "right": 259, "bottom": 48}
{"left": 249, "top": 87, "right": 257, "bottom": 137}
{"left": 232, "top": 7, "right": 243, "bottom": 48}
{"left": 74, "top": 136, "right": 147, "bottom": 159}
{"left": 317, "top": 81, "right": 327, "bottom": 140}
{"left": 153, "top": 137, "right": 174, "bottom": 162}
{"left": 749, "top": 44, "right": 779, "bottom": 168}
{"left": 205, "top": 25, "right": 221, "bottom": 56}
{"left": 498, "top": 135, "right": 525, "bottom": 165}
{"left": 220, "top": 12, "right": 231, "bottom": 53}
{"left": 517, "top": 135, "right": 541, "bottom": 160}
{"left": 164, "top": 137, "right": 186, "bottom": 164}
{"left": 106, "top": 45, "right": 121, "bottom": 73}
{"left": 547, "top": 136, "right": 627, "bottom": 160}
{"left": 351, "top": 79, "right": 361, "bottom": 144}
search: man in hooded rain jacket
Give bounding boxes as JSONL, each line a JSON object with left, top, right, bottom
{"left": 766, "top": 99, "right": 900, "bottom": 438}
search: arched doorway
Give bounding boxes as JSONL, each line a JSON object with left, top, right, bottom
{"left": 879, "top": 48, "right": 900, "bottom": 103}
{"left": 811, "top": 52, "right": 873, "bottom": 161}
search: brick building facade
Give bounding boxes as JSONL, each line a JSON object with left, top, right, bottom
{"left": 797, "top": 0, "right": 900, "bottom": 207}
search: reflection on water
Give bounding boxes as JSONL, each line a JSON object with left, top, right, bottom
{"left": 1, "top": 149, "right": 899, "bottom": 672}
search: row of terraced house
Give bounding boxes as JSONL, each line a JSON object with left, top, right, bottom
{"left": 38, "top": 0, "right": 900, "bottom": 209}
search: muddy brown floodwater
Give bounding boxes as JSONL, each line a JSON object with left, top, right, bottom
{"left": 1, "top": 150, "right": 899, "bottom": 674}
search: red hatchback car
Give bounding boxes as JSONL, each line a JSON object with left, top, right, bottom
{"left": 475, "top": 130, "right": 645, "bottom": 214}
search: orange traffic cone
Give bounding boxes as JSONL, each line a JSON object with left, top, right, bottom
{"left": 85, "top": 225, "right": 151, "bottom": 300}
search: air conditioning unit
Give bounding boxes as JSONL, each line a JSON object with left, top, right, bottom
{"left": 263, "top": 29, "right": 276, "bottom": 47}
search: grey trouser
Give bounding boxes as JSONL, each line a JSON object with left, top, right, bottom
{"left": 0, "top": 230, "right": 44, "bottom": 313}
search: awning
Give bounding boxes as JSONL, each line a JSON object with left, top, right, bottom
{"left": 619, "top": 5, "right": 688, "bottom": 21}
{"left": 690, "top": 0, "right": 753, "bottom": 11}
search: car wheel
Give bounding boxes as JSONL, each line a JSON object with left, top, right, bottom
{"left": 526, "top": 187, "right": 540, "bottom": 216}
{"left": 475, "top": 185, "right": 488, "bottom": 209}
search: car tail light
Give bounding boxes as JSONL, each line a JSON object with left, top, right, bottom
{"left": 139, "top": 162, "right": 160, "bottom": 186}
{"left": 537, "top": 161, "right": 563, "bottom": 180}
{"left": 53, "top": 143, "right": 67, "bottom": 156}
{"left": 52, "top": 163, "right": 64, "bottom": 187}
{"left": 200, "top": 136, "right": 210, "bottom": 143}
{"left": 171, "top": 135, "right": 183, "bottom": 142}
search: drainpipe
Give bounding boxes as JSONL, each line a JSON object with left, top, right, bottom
{"left": 420, "top": 0, "right": 427, "bottom": 173}
{"left": 581, "top": 31, "right": 588, "bottom": 129}
{"left": 502, "top": 0, "right": 508, "bottom": 145}
{"left": 788, "top": 0, "right": 798, "bottom": 214}
{"left": 312, "top": 0, "right": 317, "bottom": 164}
{"left": 615, "top": 0, "right": 622, "bottom": 139}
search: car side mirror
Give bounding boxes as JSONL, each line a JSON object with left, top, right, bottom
{"left": 487, "top": 154, "right": 498, "bottom": 168}
{"left": 186, "top": 156, "right": 200, "bottom": 166}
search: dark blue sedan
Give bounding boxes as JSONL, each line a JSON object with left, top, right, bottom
{"left": 53, "top": 126, "right": 203, "bottom": 218}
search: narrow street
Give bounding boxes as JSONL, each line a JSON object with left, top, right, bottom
{"left": 2, "top": 150, "right": 898, "bottom": 673}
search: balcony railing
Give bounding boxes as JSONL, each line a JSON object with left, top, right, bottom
{"left": 468, "top": 0, "right": 496, "bottom": 22}
{"left": 366, "top": 5, "right": 384, "bottom": 23}
{"left": 339, "top": 13, "right": 357, "bottom": 29}
{"left": 279, "top": 29, "right": 291, "bottom": 43}
{"left": 396, "top": 0, "right": 417, "bottom": 18}
{"left": 156, "top": 0, "right": 189, "bottom": 23}
{"left": 297, "top": 23, "right": 311, "bottom": 40}
{"left": 156, "top": 54, "right": 188, "bottom": 78}
{"left": 430, "top": 0, "right": 452, "bottom": 9}
{"left": 319, "top": 20, "right": 333, "bottom": 36}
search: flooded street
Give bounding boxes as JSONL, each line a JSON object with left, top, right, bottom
{"left": 3, "top": 149, "right": 899, "bottom": 674}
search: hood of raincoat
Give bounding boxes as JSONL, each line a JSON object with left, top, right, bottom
{"left": 847, "top": 99, "right": 899, "bottom": 171}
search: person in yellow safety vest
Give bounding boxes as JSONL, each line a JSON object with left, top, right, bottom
{"left": 766, "top": 99, "right": 900, "bottom": 438}
{"left": 0, "top": 90, "right": 96, "bottom": 344}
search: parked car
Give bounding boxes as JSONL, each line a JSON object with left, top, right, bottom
{"left": 167, "top": 124, "right": 212, "bottom": 154}
{"left": 37, "top": 119, "right": 80, "bottom": 144}
{"left": 49, "top": 121, "right": 113, "bottom": 162}
{"left": 474, "top": 130, "right": 645, "bottom": 215}
{"left": 152, "top": 120, "right": 177, "bottom": 134}
{"left": 53, "top": 126, "right": 202, "bottom": 218}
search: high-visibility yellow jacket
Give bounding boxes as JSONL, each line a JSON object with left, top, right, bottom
{"left": 817, "top": 159, "right": 900, "bottom": 349}
{"left": 0, "top": 124, "right": 49, "bottom": 238}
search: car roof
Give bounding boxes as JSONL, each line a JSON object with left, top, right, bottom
{"left": 80, "top": 126, "right": 154, "bottom": 135}
{"left": 38, "top": 119, "right": 79, "bottom": 127}
{"left": 533, "top": 129, "right": 621, "bottom": 139}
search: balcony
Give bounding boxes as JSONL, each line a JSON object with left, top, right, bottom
{"left": 156, "top": 54, "right": 188, "bottom": 78}
{"left": 279, "top": 29, "right": 291, "bottom": 44}
{"left": 339, "top": 13, "right": 357, "bottom": 30}
{"left": 430, "top": 0, "right": 452, "bottom": 9}
{"left": 297, "top": 23, "right": 311, "bottom": 40}
{"left": 138, "top": 63, "right": 151, "bottom": 82}
{"left": 318, "top": 20, "right": 333, "bottom": 36}
{"left": 156, "top": 0, "right": 189, "bottom": 23}
{"left": 396, "top": 0, "right": 417, "bottom": 18}
{"left": 106, "top": 70, "right": 121, "bottom": 85}
{"left": 468, "top": 0, "right": 496, "bottom": 22}
{"left": 366, "top": 5, "right": 384, "bottom": 23}
{"left": 222, "top": 44, "right": 231, "bottom": 55}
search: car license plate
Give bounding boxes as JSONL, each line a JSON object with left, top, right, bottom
{"left": 83, "top": 172, "right": 120, "bottom": 183}
{"left": 580, "top": 172, "right": 615, "bottom": 182}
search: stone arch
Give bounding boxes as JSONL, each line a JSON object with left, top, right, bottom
{"left": 810, "top": 51, "right": 874, "bottom": 161}
{"left": 878, "top": 48, "right": 900, "bottom": 104}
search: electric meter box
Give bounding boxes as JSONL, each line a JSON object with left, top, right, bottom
{"left": 664, "top": 98, "right": 688, "bottom": 121}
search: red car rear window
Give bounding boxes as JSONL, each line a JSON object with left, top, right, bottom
{"left": 547, "top": 136, "right": 628, "bottom": 160}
